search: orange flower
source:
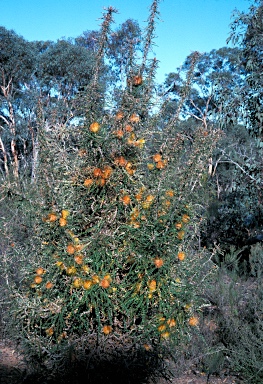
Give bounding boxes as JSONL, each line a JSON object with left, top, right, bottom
{"left": 93, "top": 168, "right": 102, "bottom": 178}
{"left": 59, "top": 218, "right": 67, "bottom": 227}
{"left": 45, "top": 327, "right": 54, "bottom": 337}
{"left": 75, "top": 244, "right": 83, "bottom": 251}
{"left": 153, "top": 153, "right": 162, "bottom": 162}
{"left": 100, "top": 278, "right": 110, "bottom": 288}
{"left": 82, "top": 265, "right": 90, "bottom": 273}
{"left": 147, "top": 163, "right": 155, "bottom": 170}
{"left": 189, "top": 316, "right": 199, "bottom": 327}
{"left": 177, "top": 231, "right": 185, "bottom": 240}
{"left": 102, "top": 325, "right": 112, "bottom": 335}
{"left": 45, "top": 281, "right": 53, "bottom": 289}
{"left": 154, "top": 258, "right": 164, "bottom": 268}
{"left": 129, "top": 113, "right": 140, "bottom": 123}
{"left": 158, "top": 324, "right": 166, "bottom": 332}
{"left": 125, "top": 124, "right": 133, "bottom": 132}
{"left": 132, "top": 75, "right": 143, "bottom": 86}
{"left": 36, "top": 267, "right": 45, "bottom": 276}
{"left": 175, "top": 222, "right": 182, "bottom": 230}
{"left": 182, "top": 214, "right": 190, "bottom": 223}
{"left": 96, "top": 178, "right": 106, "bottom": 187}
{"left": 167, "top": 318, "right": 176, "bottom": 327}
{"left": 146, "top": 194, "right": 155, "bottom": 203}
{"left": 143, "top": 344, "right": 152, "bottom": 351}
{"left": 74, "top": 255, "right": 84, "bottom": 265}
{"left": 61, "top": 209, "right": 70, "bottom": 219}
{"left": 113, "top": 129, "right": 124, "bottom": 139}
{"left": 165, "top": 189, "right": 174, "bottom": 197}
{"left": 47, "top": 213, "right": 57, "bottom": 222}
{"left": 178, "top": 251, "right": 185, "bottom": 261}
{"left": 101, "top": 166, "right": 113, "bottom": 179}
{"left": 67, "top": 244, "right": 75, "bottom": 255}
{"left": 92, "top": 275, "right": 100, "bottom": 284}
{"left": 34, "top": 275, "right": 43, "bottom": 284}
{"left": 135, "top": 193, "right": 143, "bottom": 201}
{"left": 114, "top": 156, "right": 127, "bottom": 167}
{"left": 83, "top": 280, "right": 93, "bottom": 290}
{"left": 84, "top": 178, "right": 93, "bottom": 187}
{"left": 115, "top": 111, "right": 124, "bottom": 120}
{"left": 121, "top": 195, "right": 131, "bottom": 206}
{"left": 89, "top": 122, "right": 100, "bottom": 133}
{"left": 66, "top": 266, "right": 77, "bottom": 275}
{"left": 161, "top": 332, "right": 170, "bottom": 339}
{"left": 72, "top": 278, "right": 82, "bottom": 288}
{"left": 156, "top": 160, "right": 165, "bottom": 169}
{"left": 148, "top": 279, "right": 157, "bottom": 292}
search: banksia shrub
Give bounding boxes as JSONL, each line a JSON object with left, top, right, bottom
{"left": 11, "top": 1, "right": 220, "bottom": 372}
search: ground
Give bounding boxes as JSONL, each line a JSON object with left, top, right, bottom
{"left": 0, "top": 339, "right": 243, "bottom": 384}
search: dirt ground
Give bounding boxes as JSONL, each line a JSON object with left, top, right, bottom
{"left": 0, "top": 339, "right": 243, "bottom": 384}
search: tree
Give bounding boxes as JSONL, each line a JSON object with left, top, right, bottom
{"left": 228, "top": 0, "right": 263, "bottom": 141}
{"left": 0, "top": 27, "right": 36, "bottom": 179}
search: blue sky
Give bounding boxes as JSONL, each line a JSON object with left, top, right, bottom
{"left": 1, "top": 0, "right": 251, "bottom": 83}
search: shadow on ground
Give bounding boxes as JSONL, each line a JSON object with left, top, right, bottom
{"left": 1, "top": 345, "right": 171, "bottom": 384}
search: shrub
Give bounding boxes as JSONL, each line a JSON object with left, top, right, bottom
{"left": 0, "top": 1, "right": 220, "bottom": 380}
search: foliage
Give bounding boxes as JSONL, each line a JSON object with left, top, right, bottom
{"left": 0, "top": 3, "right": 221, "bottom": 379}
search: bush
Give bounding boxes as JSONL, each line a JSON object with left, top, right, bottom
{"left": 1, "top": 2, "right": 220, "bottom": 381}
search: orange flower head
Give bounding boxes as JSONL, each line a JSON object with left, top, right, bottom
{"left": 67, "top": 244, "right": 75, "bottom": 255}
{"left": 72, "top": 278, "right": 82, "bottom": 288}
{"left": 177, "top": 231, "right": 185, "bottom": 240}
{"left": 178, "top": 251, "right": 186, "bottom": 261}
{"left": 34, "top": 275, "right": 43, "bottom": 284}
{"left": 47, "top": 213, "right": 57, "bottom": 222}
{"left": 121, "top": 195, "right": 131, "bottom": 206}
{"left": 156, "top": 160, "right": 165, "bottom": 169}
{"left": 165, "top": 189, "right": 174, "bottom": 197}
{"left": 84, "top": 178, "right": 93, "bottom": 187}
{"left": 36, "top": 267, "right": 45, "bottom": 276}
{"left": 158, "top": 324, "right": 166, "bottom": 332}
{"left": 100, "top": 278, "right": 110, "bottom": 288}
{"left": 146, "top": 194, "right": 155, "bottom": 203}
{"left": 66, "top": 266, "right": 77, "bottom": 275}
{"left": 74, "top": 255, "right": 84, "bottom": 265}
{"left": 129, "top": 113, "right": 140, "bottom": 123}
{"left": 167, "top": 318, "right": 176, "bottom": 327}
{"left": 161, "top": 331, "right": 170, "bottom": 339}
{"left": 153, "top": 153, "right": 162, "bottom": 162}
{"left": 154, "top": 258, "right": 164, "bottom": 268}
{"left": 125, "top": 124, "right": 133, "bottom": 132}
{"left": 135, "top": 193, "right": 143, "bottom": 201}
{"left": 113, "top": 129, "right": 124, "bottom": 139}
{"left": 102, "top": 325, "right": 112, "bottom": 335}
{"left": 93, "top": 168, "right": 102, "bottom": 178}
{"left": 96, "top": 178, "right": 106, "bottom": 187}
{"left": 83, "top": 280, "right": 93, "bottom": 290}
{"left": 101, "top": 166, "right": 113, "bottom": 179}
{"left": 114, "top": 156, "right": 127, "bottom": 167}
{"left": 45, "top": 281, "right": 53, "bottom": 289}
{"left": 147, "top": 163, "right": 155, "bottom": 170}
{"left": 45, "top": 327, "right": 54, "bottom": 337}
{"left": 148, "top": 279, "right": 157, "bottom": 292}
{"left": 115, "top": 111, "right": 124, "bottom": 121}
{"left": 132, "top": 75, "right": 143, "bottom": 86}
{"left": 59, "top": 218, "right": 67, "bottom": 227}
{"left": 92, "top": 275, "right": 100, "bottom": 284}
{"left": 61, "top": 209, "right": 70, "bottom": 219}
{"left": 89, "top": 122, "right": 100, "bottom": 133}
{"left": 189, "top": 316, "right": 199, "bottom": 327}
{"left": 182, "top": 214, "right": 190, "bottom": 223}
{"left": 175, "top": 222, "right": 182, "bottom": 230}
